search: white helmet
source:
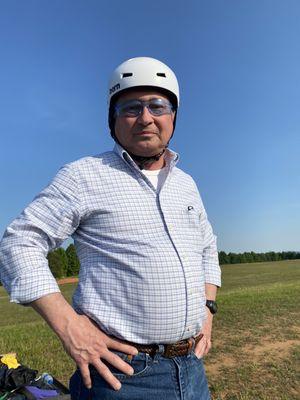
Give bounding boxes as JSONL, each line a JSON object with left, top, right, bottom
{"left": 108, "top": 57, "right": 180, "bottom": 108}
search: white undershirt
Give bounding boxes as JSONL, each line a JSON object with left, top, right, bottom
{"left": 141, "top": 166, "right": 168, "bottom": 191}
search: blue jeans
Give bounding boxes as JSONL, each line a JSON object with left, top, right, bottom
{"left": 69, "top": 347, "right": 211, "bottom": 400}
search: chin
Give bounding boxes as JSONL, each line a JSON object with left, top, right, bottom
{"left": 134, "top": 143, "right": 164, "bottom": 156}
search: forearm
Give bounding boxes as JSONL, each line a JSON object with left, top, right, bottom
{"left": 205, "top": 283, "right": 218, "bottom": 301}
{"left": 29, "top": 292, "right": 79, "bottom": 341}
{"left": 195, "top": 283, "right": 218, "bottom": 358}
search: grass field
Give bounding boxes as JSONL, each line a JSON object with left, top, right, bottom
{"left": 1, "top": 260, "right": 299, "bottom": 399}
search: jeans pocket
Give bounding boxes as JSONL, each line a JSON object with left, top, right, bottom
{"left": 190, "top": 350, "right": 203, "bottom": 361}
{"left": 103, "top": 351, "right": 152, "bottom": 379}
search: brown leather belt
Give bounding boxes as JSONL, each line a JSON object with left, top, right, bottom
{"left": 126, "top": 334, "right": 203, "bottom": 358}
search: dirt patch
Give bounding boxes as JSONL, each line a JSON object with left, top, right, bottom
{"left": 57, "top": 277, "right": 78, "bottom": 285}
{"left": 206, "top": 337, "right": 300, "bottom": 376}
{"left": 206, "top": 355, "right": 237, "bottom": 375}
{"left": 243, "top": 338, "right": 300, "bottom": 359}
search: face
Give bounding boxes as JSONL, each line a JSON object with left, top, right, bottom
{"left": 114, "top": 90, "right": 175, "bottom": 157}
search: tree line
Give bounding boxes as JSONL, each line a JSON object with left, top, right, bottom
{"left": 218, "top": 251, "right": 300, "bottom": 265}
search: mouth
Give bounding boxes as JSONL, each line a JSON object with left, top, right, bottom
{"left": 135, "top": 131, "right": 157, "bottom": 135}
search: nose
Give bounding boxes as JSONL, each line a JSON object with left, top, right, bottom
{"left": 136, "top": 105, "right": 154, "bottom": 125}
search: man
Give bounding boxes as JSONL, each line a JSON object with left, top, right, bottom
{"left": 0, "top": 57, "right": 221, "bottom": 399}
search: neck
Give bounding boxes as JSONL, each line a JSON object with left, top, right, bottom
{"left": 141, "top": 157, "right": 166, "bottom": 170}
{"left": 128, "top": 149, "right": 166, "bottom": 170}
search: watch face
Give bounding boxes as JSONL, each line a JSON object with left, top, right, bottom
{"left": 206, "top": 300, "right": 218, "bottom": 314}
{"left": 211, "top": 303, "right": 218, "bottom": 314}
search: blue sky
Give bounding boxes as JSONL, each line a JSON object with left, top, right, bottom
{"left": 0, "top": 0, "right": 299, "bottom": 252}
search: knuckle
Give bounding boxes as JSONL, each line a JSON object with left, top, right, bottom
{"left": 77, "top": 360, "right": 86, "bottom": 369}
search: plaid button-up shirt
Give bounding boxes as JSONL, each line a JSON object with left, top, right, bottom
{"left": 0, "top": 144, "right": 221, "bottom": 344}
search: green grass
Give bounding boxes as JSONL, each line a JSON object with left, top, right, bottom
{"left": 0, "top": 283, "right": 75, "bottom": 383}
{"left": 207, "top": 260, "right": 300, "bottom": 399}
{"left": 0, "top": 260, "right": 300, "bottom": 399}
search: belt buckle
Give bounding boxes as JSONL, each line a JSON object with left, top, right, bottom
{"left": 163, "top": 337, "right": 195, "bottom": 358}
{"left": 163, "top": 344, "right": 175, "bottom": 358}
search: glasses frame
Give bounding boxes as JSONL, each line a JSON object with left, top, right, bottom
{"left": 114, "top": 98, "right": 174, "bottom": 118}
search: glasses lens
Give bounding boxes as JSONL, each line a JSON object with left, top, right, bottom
{"left": 148, "top": 99, "right": 172, "bottom": 115}
{"left": 117, "top": 100, "right": 142, "bottom": 117}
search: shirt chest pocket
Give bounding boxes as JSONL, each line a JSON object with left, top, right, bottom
{"left": 186, "top": 205, "right": 202, "bottom": 229}
{"left": 173, "top": 203, "right": 204, "bottom": 245}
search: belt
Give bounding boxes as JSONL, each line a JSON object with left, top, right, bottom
{"left": 125, "top": 334, "right": 203, "bottom": 358}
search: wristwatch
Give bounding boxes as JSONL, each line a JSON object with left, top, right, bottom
{"left": 206, "top": 300, "right": 218, "bottom": 315}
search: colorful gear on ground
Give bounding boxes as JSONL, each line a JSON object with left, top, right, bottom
{"left": 0, "top": 354, "right": 20, "bottom": 370}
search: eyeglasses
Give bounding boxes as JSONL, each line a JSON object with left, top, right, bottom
{"left": 114, "top": 98, "right": 174, "bottom": 117}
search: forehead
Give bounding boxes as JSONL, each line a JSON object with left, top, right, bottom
{"left": 117, "top": 89, "right": 170, "bottom": 103}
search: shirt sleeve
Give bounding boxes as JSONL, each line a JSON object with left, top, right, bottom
{"left": 0, "top": 164, "right": 81, "bottom": 304}
{"left": 192, "top": 179, "right": 222, "bottom": 287}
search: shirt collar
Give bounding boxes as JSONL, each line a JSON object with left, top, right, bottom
{"left": 113, "top": 143, "right": 179, "bottom": 171}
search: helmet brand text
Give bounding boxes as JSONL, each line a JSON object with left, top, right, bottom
{"left": 109, "top": 83, "right": 120, "bottom": 95}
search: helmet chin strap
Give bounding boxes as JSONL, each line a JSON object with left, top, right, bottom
{"left": 126, "top": 148, "right": 166, "bottom": 170}
{"left": 111, "top": 130, "right": 169, "bottom": 170}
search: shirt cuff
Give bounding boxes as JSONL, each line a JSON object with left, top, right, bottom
{"left": 204, "top": 271, "right": 222, "bottom": 288}
{"left": 9, "top": 269, "right": 61, "bottom": 304}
